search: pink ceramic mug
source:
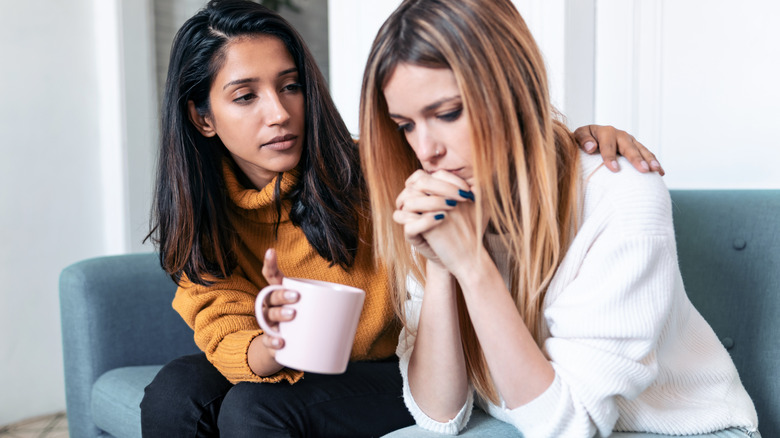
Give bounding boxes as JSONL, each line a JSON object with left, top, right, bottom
{"left": 255, "top": 277, "right": 365, "bottom": 374}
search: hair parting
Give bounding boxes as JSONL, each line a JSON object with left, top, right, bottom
{"left": 147, "top": 0, "right": 366, "bottom": 285}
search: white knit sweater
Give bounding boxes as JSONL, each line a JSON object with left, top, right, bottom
{"left": 398, "top": 152, "right": 759, "bottom": 437}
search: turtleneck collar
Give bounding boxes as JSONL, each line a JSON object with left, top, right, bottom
{"left": 222, "top": 159, "right": 301, "bottom": 222}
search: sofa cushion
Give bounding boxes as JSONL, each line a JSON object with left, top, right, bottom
{"left": 91, "top": 365, "right": 163, "bottom": 438}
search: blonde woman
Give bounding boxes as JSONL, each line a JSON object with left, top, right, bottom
{"left": 359, "top": 0, "right": 760, "bottom": 437}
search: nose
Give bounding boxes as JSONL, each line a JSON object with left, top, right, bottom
{"left": 264, "top": 92, "right": 291, "bottom": 126}
{"left": 410, "top": 125, "right": 443, "bottom": 164}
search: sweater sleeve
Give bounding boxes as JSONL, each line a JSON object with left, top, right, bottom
{"left": 173, "top": 269, "right": 303, "bottom": 384}
{"left": 503, "top": 195, "right": 680, "bottom": 437}
{"left": 397, "top": 276, "right": 475, "bottom": 435}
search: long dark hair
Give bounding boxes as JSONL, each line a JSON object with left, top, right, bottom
{"left": 147, "top": 0, "right": 364, "bottom": 285}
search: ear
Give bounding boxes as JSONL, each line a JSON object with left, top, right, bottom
{"left": 187, "top": 100, "right": 217, "bottom": 137}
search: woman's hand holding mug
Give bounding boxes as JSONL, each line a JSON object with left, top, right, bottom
{"left": 259, "top": 248, "right": 300, "bottom": 352}
{"left": 246, "top": 248, "right": 300, "bottom": 377}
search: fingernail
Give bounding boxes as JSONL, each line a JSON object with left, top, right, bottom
{"left": 641, "top": 161, "right": 650, "bottom": 171}
{"left": 281, "top": 308, "right": 294, "bottom": 317}
{"left": 650, "top": 160, "right": 661, "bottom": 170}
{"left": 584, "top": 141, "right": 596, "bottom": 152}
{"left": 284, "top": 290, "right": 299, "bottom": 301}
{"left": 458, "top": 189, "right": 475, "bottom": 201}
{"left": 611, "top": 160, "right": 620, "bottom": 171}
{"left": 271, "top": 338, "right": 282, "bottom": 347}
{"left": 265, "top": 249, "right": 273, "bottom": 259}
{"left": 445, "top": 199, "right": 457, "bottom": 206}
{"left": 434, "top": 213, "right": 445, "bottom": 220}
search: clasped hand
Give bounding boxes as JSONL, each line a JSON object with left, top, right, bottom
{"left": 393, "top": 170, "right": 486, "bottom": 273}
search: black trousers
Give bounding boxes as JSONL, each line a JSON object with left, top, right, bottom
{"left": 140, "top": 353, "right": 414, "bottom": 438}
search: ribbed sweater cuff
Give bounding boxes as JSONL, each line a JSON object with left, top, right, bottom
{"left": 217, "top": 329, "right": 305, "bottom": 384}
{"left": 504, "top": 372, "right": 564, "bottom": 430}
{"left": 398, "top": 346, "right": 473, "bottom": 434}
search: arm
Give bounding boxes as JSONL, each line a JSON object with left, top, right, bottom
{"left": 172, "top": 254, "right": 301, "bottom": 384}
{"left": 574, "top": 125, "right": 664, "bottom": 175}
{"left": 404, "top": 169, "right": 677, "bottom": 437}
{"left": 418, "top": 208, "right": 556, "bottom": 412}
{"left": 408, "top": 263, "right": 470, "bottom": 420}
{"left": 489, "top": 228, "right": 677, "bottom": 438}
{"left": 396, "top": 269, "right": 474, "bottom": 435}
{"left": 392, "top": 171, "right": 475, "bottom": 433}
{"left": 396, "top": 170, "right": 555, "bottom": 412}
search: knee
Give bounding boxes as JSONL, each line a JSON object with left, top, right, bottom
{"left": 143, "top": 355, "right": 198, "bottom": 410}
{"left": 218, "top": 382, "right": 296, "bottom": 437}
{"left": 141, "top": 354, "right": 229, "bottom": 420}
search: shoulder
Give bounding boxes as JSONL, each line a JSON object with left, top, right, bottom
{"left": 578, "top": 152, "right": 673, "bottom": 237}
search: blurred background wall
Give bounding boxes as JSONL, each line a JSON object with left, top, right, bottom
{"left": 1, "top": 0, "right": 778, "bottom": 426}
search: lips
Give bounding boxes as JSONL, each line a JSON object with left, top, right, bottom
{"left": 262, "top": 134, "right": 298, "bottom": 150}
{"left": 427, "top": 167, "right": 465, "bottom": 175}
{"left": 263, "top": 134, "right": 297, "bottom": 146}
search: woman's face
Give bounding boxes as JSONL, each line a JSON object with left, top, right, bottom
{"left": 194, "top": 35, "right": 305, "bottom": 190}
{"left": 383, "top": 63, "right": 474, "bottom": 185}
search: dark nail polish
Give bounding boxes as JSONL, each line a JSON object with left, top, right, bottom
{"left": 458, "top": 189, "right": 475, "bottom": 201}
{"left": 434, "top": 214, "right": 445, "bottom": 220}
{"left": 445, "top": 199, "right": 457, "bottom": 206}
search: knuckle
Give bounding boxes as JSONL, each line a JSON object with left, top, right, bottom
{"left": 406, "top": 170, "right": 424, "bottom": 185}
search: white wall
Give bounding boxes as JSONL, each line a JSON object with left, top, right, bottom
{"left": 329, "top": 0, "right": 402, "bottom": 136}
{"left": 0, "top": 0, "right": 102, "bottom": 424}
{"left": 594, "top": 0, "right": 780, "bottom": 189}
{"left": 123, "top": 0, "right": 160, "bottom": 252}
{"left": 0, "top": 0, "right": 156, "bottom": 425}
{"left": 329, "top": 0, "right": 780, "bottom": 189}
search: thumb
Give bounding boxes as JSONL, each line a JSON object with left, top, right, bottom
{"left": 262, "top": 248, "right": 284, "bottom": 285}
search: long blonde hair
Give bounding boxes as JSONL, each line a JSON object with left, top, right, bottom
{"left": 360, "top": 0, "right": 581, "bottom": 403}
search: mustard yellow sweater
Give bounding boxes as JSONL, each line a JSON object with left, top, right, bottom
{"left": 172, "top": 162, "right": 399, "bottom": 384}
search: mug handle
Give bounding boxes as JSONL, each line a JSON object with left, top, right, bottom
{"left": 255, "top": 284, "right": 287, "bottom": 334}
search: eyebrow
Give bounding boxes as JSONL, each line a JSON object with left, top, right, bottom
{"left": 388, "top": 95, "right": 461, "bottom": 119}
{"left": 222, "top": 67, "right": 299, "bottom": 90}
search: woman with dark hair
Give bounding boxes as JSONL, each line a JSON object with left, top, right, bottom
{"left": 141, "top": 1, "right": 412, "bottom": 435}
{"left": 140, "top": 0, "right": 660, "bottom": 436}
{"left": 361, "top": 0, "right": 759, "bottom": 437}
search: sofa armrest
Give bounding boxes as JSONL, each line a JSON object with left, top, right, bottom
{"left": 60, "top": 252, "right": 199, "bottom": 438}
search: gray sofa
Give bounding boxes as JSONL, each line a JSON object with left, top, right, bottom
{"left": 60, "top": 190, "right": 780, "bottom": 438}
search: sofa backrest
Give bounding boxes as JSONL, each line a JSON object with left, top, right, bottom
{"left": 670, "top": 190, "right": 780, "bottom": 437}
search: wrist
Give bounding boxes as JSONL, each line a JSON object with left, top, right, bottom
{"left": 426, "top": 259, "right": 451, "bottom": 279}
{"left": 452, "top": 247, "right": 498, "bottom": 294}
{"left": 248, "top": 335, "right": 284, "bottom": 376}
{"left": 424, "top": 259, "right": 457, "bottom": 297}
